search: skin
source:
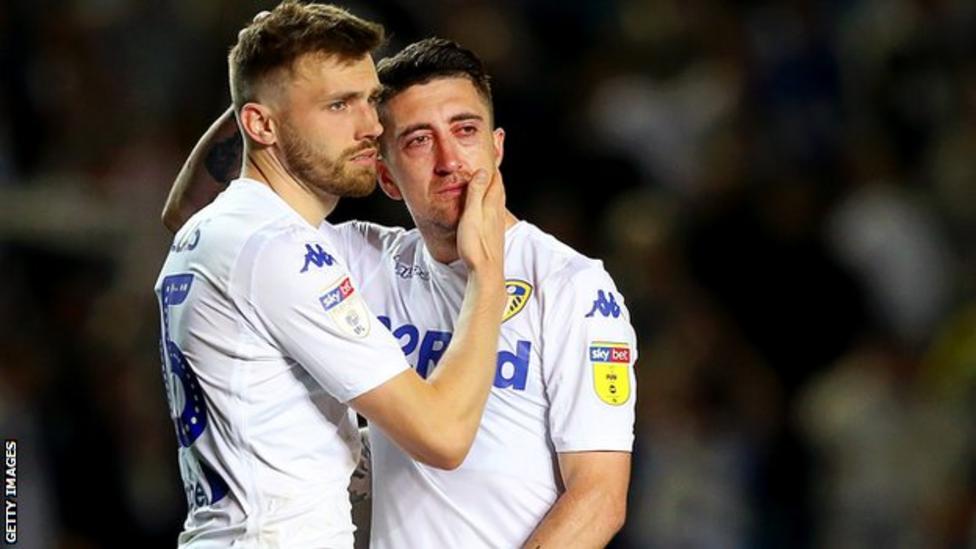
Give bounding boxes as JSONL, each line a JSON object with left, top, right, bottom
{"left": 237, "top": 52, "right": 383, "bottom": 223}
{"left": 232, "top": 50, "right": 509, "bottom": 471}
{"left": 377, "top": 76, "right": 631, "bottom": 548}
{"left": 378, "top": 77, "right": 517, "bottom": 262}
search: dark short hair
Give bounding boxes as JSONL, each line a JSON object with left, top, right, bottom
{"left": 376, "top": 38, "right": 493, "bottom": 112}
{"left": 229, "top": 1, "right": 384, "bottom": 111}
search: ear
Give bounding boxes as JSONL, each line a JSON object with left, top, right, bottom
{"left": 493, "top": 127, "right": 506, "bottom": 168}
{"left": 239, "top": 102, "right": 277, "bottom": 146}
{"left": 377, "top": 161, "right": 403, "bottom": 200}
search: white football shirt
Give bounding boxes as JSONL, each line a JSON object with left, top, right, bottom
{"left": 328, "top": 220, "right": 638, "bottom": 549}
{"left": 154, "top": 178, "right": 408, "bottom": 548}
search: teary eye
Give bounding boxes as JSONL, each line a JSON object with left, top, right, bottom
{"left": 407, "top": 135, "right": 431, "bottom": 148}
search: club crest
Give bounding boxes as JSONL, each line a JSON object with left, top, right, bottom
{"left": 503, "top": 280, "right": 532, "bottom": 323}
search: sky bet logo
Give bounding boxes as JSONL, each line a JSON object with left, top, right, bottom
{"left": 379, "top": 317, "right": 530, "bottom": 390}
{"left": 319, "top": 277, "right": 355, "bottom": 312}
{"left": 589, "top": 345, "right": 630, "bottom": 363}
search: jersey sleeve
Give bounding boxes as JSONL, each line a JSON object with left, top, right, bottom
{"left": 541, "top": 262, "right": 637, "bottom": 453}
{"left": 241, "top": 229, "right": 410, "bottom": 403}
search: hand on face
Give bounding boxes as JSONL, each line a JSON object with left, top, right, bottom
{"left": 455, "top": 167, "right": 506, "bottom": 275}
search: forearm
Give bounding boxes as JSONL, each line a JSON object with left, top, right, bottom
{"left": 349, "top": 169, "right": 506, "bottom": 469}
{"left": 162, "top": 106, "right": 242, "bottom": 232}
{"left": 523, "top": 452, "right": 631, "bottom": 548}
{"left": 426, "top": 270, "right": 505, "bottom": 448}
{"left": 522, "top": 485, "right": 626, "bottom": 549}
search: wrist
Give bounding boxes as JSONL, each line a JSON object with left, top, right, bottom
{"left": 466, "top": 270, "right": 506, "bottom": 305}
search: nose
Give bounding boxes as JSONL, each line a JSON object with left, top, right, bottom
{"left": 357, "top": 102, "right": 383, "bottom": 142}
{"left": 434, "top": 136, "right": 463, "bottom": 176}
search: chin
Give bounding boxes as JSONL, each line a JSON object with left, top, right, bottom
{"left": 335, "top": 166, "right": 378, "bottom": 198}
{"left": 343, "top": 180, "right": 377, "bottom": 198}
{"left": 435, "top": 211, "right": 462, "bottom": 232}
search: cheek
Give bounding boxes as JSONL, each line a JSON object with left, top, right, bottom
{"left": 396, "top": 155, "right": 435, "bottom": 181}
{"left": 465, "top": 138, "right": 496, "bottom": 166}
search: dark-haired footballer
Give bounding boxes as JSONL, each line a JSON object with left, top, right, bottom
{"left": 162, "top": 37, "right": 635, "bottom": 549}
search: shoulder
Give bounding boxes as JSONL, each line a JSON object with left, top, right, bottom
{"left": 171, "top": 190, "right": 298, "bottom": 273}
{"left": 332, "top": 220, "right": 408, "bottom": 244}
{"left": 513, "top": 221, "right": 612, "bottom": 293}
{"left": 248, "top": 221, "right": 343, "bottom": 277}
{"left": 511, "top": 222, "right": 631, "bottom": 329}
{"left": 330, "top": 220, "right": 423, "bottom": 253}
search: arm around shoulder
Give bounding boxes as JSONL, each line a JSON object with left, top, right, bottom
{"left": 162, "top": 106, "right": 242, "bottom": 232}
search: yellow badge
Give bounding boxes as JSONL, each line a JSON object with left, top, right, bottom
{"left": 503, "top": 280, "right": 532, "bottom": 322}
{"left": 589, "top": 342, "right": 631, "bottom": 405}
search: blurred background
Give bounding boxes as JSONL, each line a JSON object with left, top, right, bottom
{"left": 1, "top": 0, "right": 975, "bottom": 547}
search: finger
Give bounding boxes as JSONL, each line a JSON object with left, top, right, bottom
{"left": 463, "top": 168, "right": 490, "bottom": 211}
{"left": 483, "top": 168, "right": 505, "bottom": 209}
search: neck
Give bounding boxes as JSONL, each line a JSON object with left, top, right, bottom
{"left": 423, "top": 209, "right": 520, "bottom": 264}
{"left": 242, "top": 147, "right": 338, "bottom": 226}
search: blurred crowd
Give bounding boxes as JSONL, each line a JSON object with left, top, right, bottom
{"left": 1, "top": 0, "right": 974, "bottom": 547}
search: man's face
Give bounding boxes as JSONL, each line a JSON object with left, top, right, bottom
{"left": 275, "top": 52, "right": 383, "bottom": 198}
{"left": 379, "top": 77, "right": 504, "bottom": 234}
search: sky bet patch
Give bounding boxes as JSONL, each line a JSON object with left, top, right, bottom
{"left": 503, "top": 280, "right": 532, "bottom": 322}
{"left": 589, "top": 342, "right": 631, "bottom": 405}
{"left": 319, "top": 277, "right": 370, "bottom": 338}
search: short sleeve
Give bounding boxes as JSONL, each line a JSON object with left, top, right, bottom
{"left": 241, "top": 230, "right": 409, "bottom": 403}
{"left": 542, "top": 263, "right": 637, "bottom": 452}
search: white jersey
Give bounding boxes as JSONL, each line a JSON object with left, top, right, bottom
{"left": 328, "top": 220, "right": 638, "bottom": 549}
{"left": 154, "top": 179, "right": 408, "bottom": 548}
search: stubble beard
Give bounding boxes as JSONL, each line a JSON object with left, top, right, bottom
{"left": 279, "top": 122, "right": 377, "bottom": 198}
{"left": 419, "top": 176, "right": 468, "bottom": 238}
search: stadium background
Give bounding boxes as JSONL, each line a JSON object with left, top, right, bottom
{"left": 1, "top": 0, "right": 975, "bottom": 547}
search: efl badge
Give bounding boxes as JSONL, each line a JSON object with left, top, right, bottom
{"left": 503, "top": 280, "right": 532, "bottom": 323}
{"left": 589, "top": 342, "right": 631, "bottom": 405}
{"left": 319, "top": 277, "right": 370, "bottom": 338}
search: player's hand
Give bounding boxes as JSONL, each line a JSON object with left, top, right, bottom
{"left": 456, "top": 168, "right": 506, "bottom": 278}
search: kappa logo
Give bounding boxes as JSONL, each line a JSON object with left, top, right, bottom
{"left": 301, "top": 243, "right": 335, "bottom": 273}
{"left": 503, "top": 280, "right": 532, "bottom": 322}
{"left": 589, "top": 341, "right": 632, "bottom": 406}
{"left": 584, "top": 290, "right": 622, "bottom": 318}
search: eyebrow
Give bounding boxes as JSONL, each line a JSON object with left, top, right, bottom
{"left": 323, "top": 85, "right": 384, "bottom": 103}
{"left": 396, "top": 112, "right": 485, "bottom": 141}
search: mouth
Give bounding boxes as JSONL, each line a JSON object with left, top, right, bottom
{"left": 348, "top": 148, "right": 378, "bottom": 165}
{"left": 436, "top": 181, "right": 468, "bottom": 198}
